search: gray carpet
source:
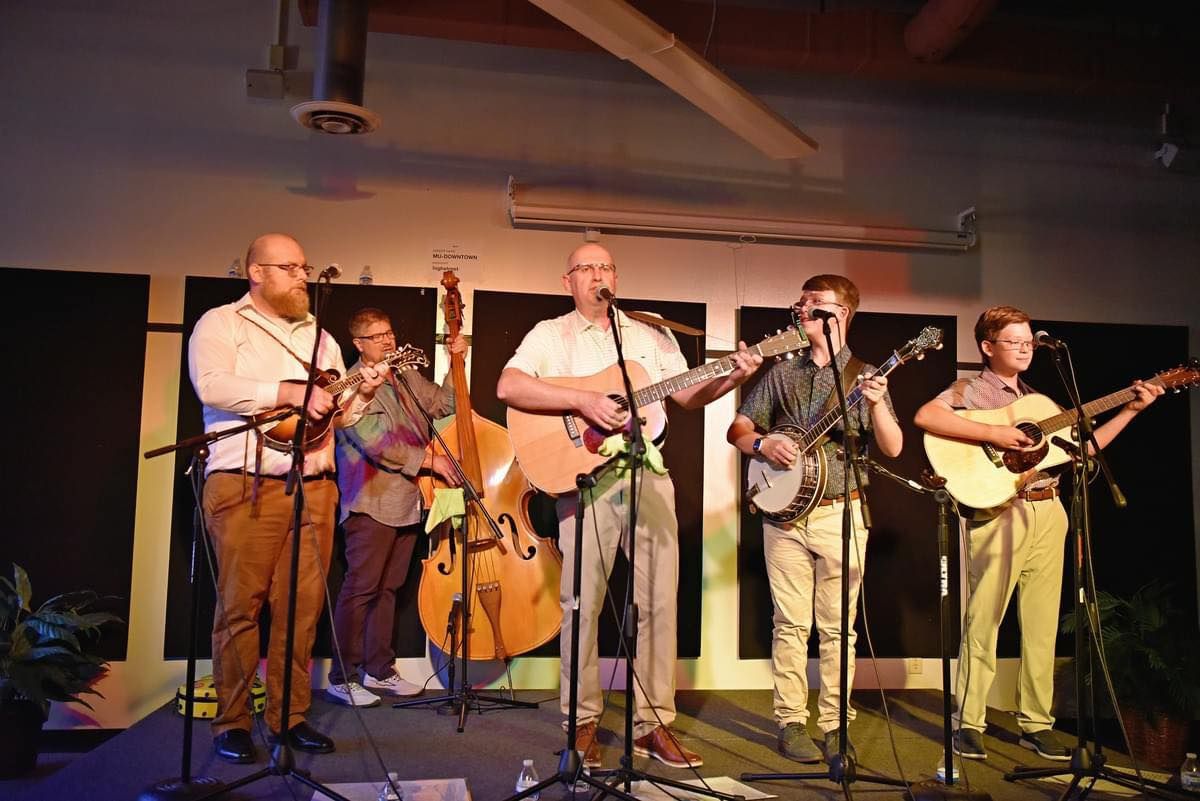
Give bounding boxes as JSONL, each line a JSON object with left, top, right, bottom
{"left": 4, "top": 689, "right": 1175, "bottom": 801}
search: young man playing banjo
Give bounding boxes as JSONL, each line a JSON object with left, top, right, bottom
{"left": 913, "top": 304, "right": 1162, "bottom": 762}
{"left": 726, "top": 275, "right": 902, "bottom": 764}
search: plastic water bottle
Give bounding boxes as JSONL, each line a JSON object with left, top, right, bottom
{"left": 936, "top": 752, "right": 963, "bottom": 784}
{"left": 515, "top": 758, "right": 540, "bottom": 800}
{"left": 1181, "top": 752, "right": 1200, "bottom": 792}
{"left": 378, "top": 772, "right": 402, "bottom": 801}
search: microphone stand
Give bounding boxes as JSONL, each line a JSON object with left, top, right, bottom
{"left": 138, "top": 407, "right": 297, "bottom": 801}
{"left": 742, "top": 316, "right": 905, "bottom": 797}
{"left": 1005, "top": 342, "right": 1184, "bottom": 800}
{"left": 389, "top": 370, "right": 538, "bottom": 729}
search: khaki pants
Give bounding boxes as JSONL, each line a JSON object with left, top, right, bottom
{"left": 955, "top": 496, "right": 1068, "bottom": 733}
{"left": 203, "top": 473, "right": 336, "bottom": 735}
{"left": 762, "top": 499, "right": 867, "bottom": 733}
{"left": 556, "top": 469, "right": 679, "bottom": 738}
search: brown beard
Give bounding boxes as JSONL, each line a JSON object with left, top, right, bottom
{"left": 264, "top": 284, "right": 310, "bottom": 322}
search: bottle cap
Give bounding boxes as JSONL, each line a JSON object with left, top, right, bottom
{"left": 523, "top": 758, "right": 534, "bottom": 766}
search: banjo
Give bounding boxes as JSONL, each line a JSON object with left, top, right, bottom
{"left": 745, "top": 326, "right": 943, "bottom": 524}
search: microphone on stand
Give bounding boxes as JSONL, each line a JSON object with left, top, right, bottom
{"left": 594, "top": 286, "right": 615, "bottom": 303}
{"left": 808, "top": 308, "right": 838, "bottom": 321}
{"left": 1035, "top": 330, "right": 1066, "bottom": 349}
{"left": 319, "top": 263, "right": 343, "bottom": 281}
{"left": 447, "top": 592, "right": 462, "bottom": 636}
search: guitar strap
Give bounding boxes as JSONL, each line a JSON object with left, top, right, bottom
{"left": 818, "top": 354, "right": 867, "bottom": 421}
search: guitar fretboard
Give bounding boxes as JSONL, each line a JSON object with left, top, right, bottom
{"left": 326, "top": 349, "right": 425, "bottom": 396}
{"left": 619, "top": 339, "right": 785, "bottom": 408}
{"left": 1036, "top": 376, "right": 1164, "bottom": 434}
{"left": 791, "top": 353, "right": 903, "bottom": 451}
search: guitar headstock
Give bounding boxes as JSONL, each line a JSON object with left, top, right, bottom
{"left": 896, "top": 326, "right": 944, "bottom": 364}
{"left": 757, "top": 327, "right": 810, "bottom": 359}
{"left": 1153, "top": 358, "right": 1200, "bottom": 392}
{"left": 383, "top": 345, "right": 430, "bottom": 373}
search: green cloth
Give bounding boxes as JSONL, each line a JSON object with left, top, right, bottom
{"left": 424, "top": 487, "right": 465, "bottom": 533}
{"left": 598, "top": 434, "right": 668, "bottom": 477}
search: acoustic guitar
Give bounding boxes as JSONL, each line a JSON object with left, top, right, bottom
{"left": 250, "top": 344, "right": 429, "bottom": 452}
{"left": 923, "top": 360, "right": 1200, "bottom": 510}
{"left": 507, "top": 328, "right": 808, "bottom": 495}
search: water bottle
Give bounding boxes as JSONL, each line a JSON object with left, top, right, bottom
{"left": 936, "top": 752, "right": 962, "bottom": 784}
{"left": 378, "top": 772, "right": 402, "bottom": 801}
{"left": 1181, "top": 752, "right": 1200, "bottom": 792}
{"left": 515, "top": 758, "right": 540, "bottom": 800}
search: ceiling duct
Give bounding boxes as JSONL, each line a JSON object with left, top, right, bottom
{"left": 291, "top": 0, "right": 380, "bottom": 134}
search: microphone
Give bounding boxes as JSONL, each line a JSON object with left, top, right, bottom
{"left": 447, "top": 592, "right": 462, "bottom": 636}
{"left": 319, "top": 263, "right": 343, "bottom": 280}
{"left": 1035, "top": 330, "right": 1065, "bottom": 349}
{"left": 808, "top": 308, "right": 838, "bottom": 321}
{"left": 1051, "top": 435, "right": 1082, "bottom": 459}
{"left": 595, "top": 286, "right": 615, "bottom": 303}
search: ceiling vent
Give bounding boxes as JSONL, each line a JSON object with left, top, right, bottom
{"left": 291, "top": 0, "right": 379, "bottom": 134}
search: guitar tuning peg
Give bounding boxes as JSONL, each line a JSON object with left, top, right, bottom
{"left": 916, "top": 354, "right": 925, "bottom": 360}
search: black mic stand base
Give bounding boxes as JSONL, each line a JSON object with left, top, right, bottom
{"left": 1005, "top": 747, "right": 1188, "bottom": 801}
{"left": 137, "top": 776, "right": 227, "bottom": 801}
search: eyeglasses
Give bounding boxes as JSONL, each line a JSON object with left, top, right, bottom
{"left": 792, "top": 300, "right": 847, "bottom": 313}
{"left": 991, "top": 338, "right": 1035, "bottom": 351}
{"left": 257, "top": 262, "right": 315, "bottom": 278}
{"left": 355, "top": 330, "right": 395, "bottom": 344}
{"left": 567, "top": 262, "right": 616, "bottom": 276}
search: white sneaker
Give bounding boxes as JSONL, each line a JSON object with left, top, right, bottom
{"left": 363, "top": 672, "right": 423, "bottom": 697}
{"left": 325, "top": 681, "right": 381, "bottom": 707}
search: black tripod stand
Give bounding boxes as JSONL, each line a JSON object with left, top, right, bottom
{"left": 391, "top": 369, "right": 538, "bottom": 729}
{"left": 1004, "top": 342, "right": 1185, "bottom": 801}
{"left": 741, "top": 315, "right": 907, "bottom": 798}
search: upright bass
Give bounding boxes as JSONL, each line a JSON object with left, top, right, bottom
{"left": 417, "top": 271, "right": 563, "bottom": 660}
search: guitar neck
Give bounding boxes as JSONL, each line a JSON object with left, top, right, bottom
{"left": 796, "top": 352, "right": 903, "bottom": 450}
{"left": 632, "top": 343, "right": 766, "bottom": 406}
{"left": 1037, "top": 377, "right": 1161, "bottom": 434}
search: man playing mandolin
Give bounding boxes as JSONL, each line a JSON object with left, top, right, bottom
{"left": 726, "top": 275, "right": 902, "bottom": 764}
{"left": 188, "top": 233, "right": 385, "bottom": 764}
{"left": 326, "top": 308, "right": 467, "bottom": 708}
{"left": 496, "top": 242, "right": 763, "bottom": 769}
{"left": 913, "top": 305, "right": 1162, "bottom": 762}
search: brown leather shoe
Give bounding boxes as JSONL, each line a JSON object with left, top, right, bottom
{"left": 574, "top": 721, "right": 602, "bottom": 768}
{"left": 633, "top": 726, "right": 703, "bottom": 768}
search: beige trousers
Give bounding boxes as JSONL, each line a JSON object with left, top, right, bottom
{"left": 955, "top": 496, "right": 1068, "bottom": 734}
{"left": 556, "top": 469, "right": 679, "bottom": 738}
{"left": 762, "top": 499, "right": 867, "bottom": 733}
{"left": 204, "top": 473, "right": 336, "bottom": 735}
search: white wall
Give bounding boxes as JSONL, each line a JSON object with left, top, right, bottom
{"left": 3, "top": 1, "right": 1197, "bottom": 730}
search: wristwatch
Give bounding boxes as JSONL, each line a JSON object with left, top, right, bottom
{"left": 752, "top": 437, "right": 763, "bottom": 455}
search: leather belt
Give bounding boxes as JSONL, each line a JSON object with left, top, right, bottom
{"left": 211, "top": 469, "right": 336, "bottom": 483}
{"left": 1017, "top": 486, "right": 1058, "bottom": 502}
{"left": 817, "top": 489, "right": 861, "bottom": 507}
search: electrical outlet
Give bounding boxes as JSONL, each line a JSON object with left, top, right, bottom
{"left": 906, "top": 658, "right": 923, "bottom": 675}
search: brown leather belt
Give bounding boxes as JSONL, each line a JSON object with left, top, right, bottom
{"left": 817, "top": 489, "right": 861, "bottom": 507}
{"left": 211, "top": 469, "right": 336, "bottom": 483}
{"left": 1017, "top": 486, "right": 1058, "bottom": 502}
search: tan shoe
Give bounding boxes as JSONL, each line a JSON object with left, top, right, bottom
{"left": 574, "top": 721, "right": 602, "bottom": 768}
{"left": 633, "top": 726, "right": 703, "bottom": 768}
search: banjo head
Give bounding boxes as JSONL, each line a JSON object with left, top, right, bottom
{"left": 745, "top": 428, "right": 828, "bottom": 523}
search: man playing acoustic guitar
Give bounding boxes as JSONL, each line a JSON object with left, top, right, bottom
{"left": 496, "top": 242, "right": 763, "bottom": 769}
{"left": 913, "top": 304, "right": 1162, "bottom": 762}
{"left": 189, "top": 233, "right": 385, "bottom": 763}
{"left": 726, "top": 275, "right": 902, "bottom": 764}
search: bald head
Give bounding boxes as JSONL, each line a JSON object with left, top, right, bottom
{"left": 566, "top": 243, "right": 613, "bottom": 274}
{"left": 246, "top": 233, "right": 301, "bottom": 276}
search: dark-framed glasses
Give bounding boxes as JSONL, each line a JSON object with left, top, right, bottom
{"left": 257, "top": 262, "right": 315, "bottom": 278}
{"left": 355, "top": 330, "right": 396, "bottom": 344}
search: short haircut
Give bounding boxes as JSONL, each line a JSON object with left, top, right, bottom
{"left": 801, "top": 274, "right": 861, "bottom": 323}
{"left": 349, "top": 307, "right": 391, "bottom": 338}
{"left": 974, "top": 305, "right": 1031, "bottom": 364}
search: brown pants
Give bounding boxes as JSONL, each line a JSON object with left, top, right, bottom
{"left": 329, "top": 514, "right": 420, "bottom": 684}
{"left": 203, "top": 473, "right": 336, "bottom": 735}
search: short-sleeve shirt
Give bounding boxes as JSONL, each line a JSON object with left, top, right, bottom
{"left": 936, "top": 367, "right": 1057, "bottom": 489}
{"left": 738, "top": 347, "right": 897, "bottom": 498}
{"left": 504, "top": 308, "right": 689, "bottom": 383}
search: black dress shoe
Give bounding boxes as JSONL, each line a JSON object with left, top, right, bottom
{"left": 277, "top": 721, "right": 335, "bottom": 754}
{"left": 214, "top": 729, "right": 256, "bottom": 764}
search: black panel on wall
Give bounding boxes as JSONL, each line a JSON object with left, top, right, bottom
{"left": 471, "top": 289, "right": 708, "bottom": 659}
{"left": 1021, "top": 319, "right": 1197, "bottom": 655}
{"left": 163, "top": 277, "right": 438, "bottom": 660}
{"left": 736, "top": 307, "right": 959, "bottom": 660}
{"left": 0, "top": 267, "right": 147, "bottom": 660}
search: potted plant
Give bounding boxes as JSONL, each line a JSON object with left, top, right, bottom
{"left": 0, "top": 563, "right": 123, "bottom": 778}
{"left": 1062, "top": 579, "right": 1200, "bottom": 769}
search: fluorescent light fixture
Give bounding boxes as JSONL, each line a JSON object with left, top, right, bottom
{"left": 508, "top": 179, "right": 978, "bottom": 252}
{"left": 527, "top": 0, "right": 818, "bottom": 160}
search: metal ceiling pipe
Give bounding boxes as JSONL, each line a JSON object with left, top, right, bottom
{"left": 313, "top": 0, "right": 368, "bottom": 106}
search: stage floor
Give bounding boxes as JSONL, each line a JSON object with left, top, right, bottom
{"left": 6, "top": 689, "right": 1174, "bottom": 800}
